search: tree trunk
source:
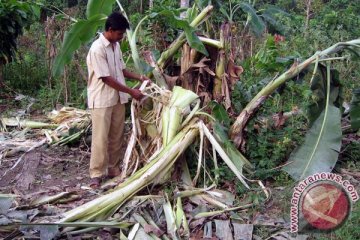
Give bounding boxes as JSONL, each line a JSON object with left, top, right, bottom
{"left": 180, "top": 44, "right": 196, "bottom": 91}
{"left": 213, "top": 23, "right": 230, "bottom": 102}
{"left": 149, "top": 0, "right": 153, "bottom": 9}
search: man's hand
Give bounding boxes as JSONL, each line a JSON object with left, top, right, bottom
{"left": 140, "top": 75, "right": 153, "bottom": 85}
{"left": 129, "top": 88, "right": 145, "bottom": 101}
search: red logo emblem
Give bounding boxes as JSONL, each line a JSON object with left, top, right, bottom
{"left": 301, "top": 182, "right": 350, "bottom": 231}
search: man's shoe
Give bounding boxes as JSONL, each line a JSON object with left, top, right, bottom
{"left": 89, "top": 177, "right": 102, "bottom": 189}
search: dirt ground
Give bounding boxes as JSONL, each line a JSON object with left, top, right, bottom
{"left": 0, "top": 143, "right": 91, "bottom": 195}
{"left": 0, "top": 130, "right": 131, "bottom": 239}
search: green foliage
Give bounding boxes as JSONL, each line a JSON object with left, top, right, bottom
{"left": 277, "top": 0, "right": 360, "bottom": 54}
{"left": 52, "top": 14, "right": 106, "bottom": 76}
{"left": 218, "top": 1, "right": 288, "bottom": 36}
{"left": 35, "top": 85, "right": 58, "bottom": 110}
{"left": 5, "top": 51, "right": 87, "bottom": 110}
{"left": 238, "top": 2, "right": 266, "bottom": 36}
{"left": 3, "top": 21, "right": 48, "bottom": 95}
{"left": 86, "top": 0, "right": 114, "bottom": 19}
{"left": 316, "top": 1, "right": 360, "bottom": 38}
{"left": 260, "top": 5, "right": 290, "bottom": 34}
{"left": 283, "top": 65, "right": 343, "bottom": 180}
{"left": 144, "top": 4, "right": 179, "bottom": 51}
{"left": 246, "top": 120, "right": 306, "bottom": 179}
{"left": 3, "top": 55, "right": 48, "bottom": 95}
{"left": 208, "top": 101, "right": 231, "bottom": 127}
{"left": 231, "top": 77, "right": 272, "bottom": 113}
{"left": 254, "top": 34, "right": 294, "bottom": 73}
{"left": 307, "top": 65, "right": 343, "bottom": 125}
{"left": 242, "top": 80, "right": 310, "bottom": 180}
{"left": 0, "top": 0, "right": 40, "bottom": 64}
{"left": 231, "top": 34, "right": 297, "bottom": 114}
{"left": 149, "top": 8, "right": 208, "bottom": 56}
{"left": 219, "top": 1, "right": 244, "bottom": 23}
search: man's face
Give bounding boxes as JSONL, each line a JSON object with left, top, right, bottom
{"left": 109, "top": 28, "right": 126, "bottom": 42}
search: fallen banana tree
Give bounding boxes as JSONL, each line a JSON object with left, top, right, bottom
{"left": 51, "top": 84, "right": 259, "bottom": 239}
{"left": 0, "top": 107, "right": 91, "bottom": 146}
{"left": 0, "top": 118, "right": 58, "bottom": 131}
{"left": 46, "top": 107, "right": 91, "bottom": 146}
{"left": 60, "top": 119, "right": 200, "bottom": 223}
{"left": 229, "top": 38, "right": 360, "bottom": 151}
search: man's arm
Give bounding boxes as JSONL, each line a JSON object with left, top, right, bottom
{"left": 101, "top": 76, "right": 144, "bottom": 100}
{"left": 123, "top": 69, "right": 151, "bottom": 82}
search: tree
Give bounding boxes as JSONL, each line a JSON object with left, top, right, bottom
{"left": 0, "top": 0, "right": 39, "bottom": 83}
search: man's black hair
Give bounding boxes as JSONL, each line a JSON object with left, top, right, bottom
{"left": 105, "top": 12, "right": 130, "bottom": 31}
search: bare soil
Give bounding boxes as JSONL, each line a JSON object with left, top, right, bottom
{"left": 0, "top": 145, "right": 91, "bottom": 195}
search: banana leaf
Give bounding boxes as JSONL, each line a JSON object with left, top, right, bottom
{"left": 86, "top": 0, "right": 114, "bottom": 19}
{"left": 307, "top": 64, "right": 343, "bottom": 125}
{"left": 52, "top": 15, "right": 106, "bottom": 76}
{"left": 239, "top": 2, "right": 266, "bottom": 36}
{"left": 149, "top": 9, "right": 208, "bottom": 56}
{"left": 283, "top": 65, "right": 342, "bottom": 180}
{"left": 283, "top": 105, "right": 342, "bottom": 180}
{"left": 213, "top": 122, "right": 253, "bottom": 172}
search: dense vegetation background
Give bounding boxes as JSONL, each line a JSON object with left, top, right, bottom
{"left": 3, "top": 0, "right": 359, "bottom": 174}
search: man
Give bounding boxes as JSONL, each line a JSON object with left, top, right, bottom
{"left": 86, "top": 12, "right": 150, "bottom": 188}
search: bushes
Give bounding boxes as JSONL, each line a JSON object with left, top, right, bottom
{"left": 2, "top": 16, "right": 88, "bottom": 110}
{"left": 3, "top": 60, "right": 47, "bottom": 95}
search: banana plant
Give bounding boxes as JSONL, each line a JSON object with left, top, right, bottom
{"left": 53, "top": 0, "right": 147, "bottom": 76}
{"left": 116, "top": 0, "right": 146, "bottom": 74}
{"left": 52, "top": 14, "right": 107, "bottom": 76}
{"left": 230, "top": 39, "right": 360, "bottom": 151}
{"left": 219, "top": 0, "right": 288, "bottom": 36}
{"left": 53, "top": 0, "right": 211, "bottom": 78}
{"left": 155, "top": 5, "right": 214, "bottom": 69}
{"left": 282, "top": 64, "right": 342, "bottom": 180}
{"left": 53, "top": 0, "right": 114, "bottom": 76}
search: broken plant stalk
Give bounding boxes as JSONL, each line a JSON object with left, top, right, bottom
{"left": 230, "top": 39, "right": 360, "bottom": 149}
{"left": 59, "top": 120, "right": 199, "bottom": 223}
{"left": 0, "top": 118, "right": 58, "bottom": 129}
{"left": 157, "top": 5, "right": 214, "bottom": 69}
